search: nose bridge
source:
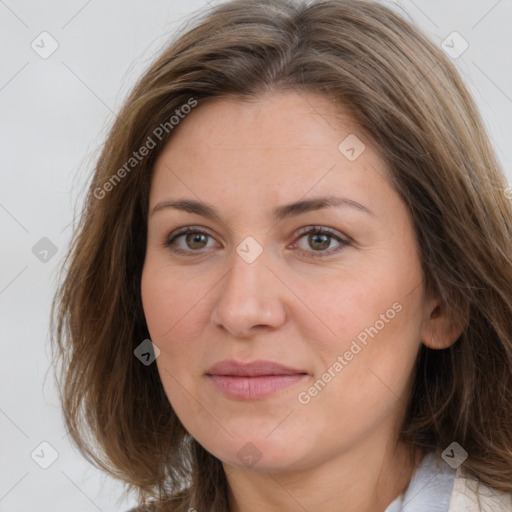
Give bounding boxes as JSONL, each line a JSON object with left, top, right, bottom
{"left": 211, "top": 240, "right": 286, "bottom": 335}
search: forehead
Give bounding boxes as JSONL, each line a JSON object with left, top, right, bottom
{"left": 159, "top": 91, "right": 362, "bottom": 151}
{"left": 149, "top": 91, "right": 391, "bottom": 216}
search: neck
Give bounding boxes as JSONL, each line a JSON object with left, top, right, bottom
{"left": 224, "top": 437, "right": 424, "bottom": 512}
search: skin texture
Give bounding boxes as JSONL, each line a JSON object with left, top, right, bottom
{"left": 141, "top": 91, "right": 461, "bottom": 512}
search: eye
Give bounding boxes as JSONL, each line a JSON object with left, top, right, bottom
{"left": 291, "top": 226, "right": 350, "bottom": 259}
{"left": 164, "top": 226, "right": 217, "bottom": 256}
{"left": 164, "top": 225, "right": 350, "bottom": 258}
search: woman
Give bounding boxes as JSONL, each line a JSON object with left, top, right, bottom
{"left": 51, "top": 0, "right": 512, "bottom": 511}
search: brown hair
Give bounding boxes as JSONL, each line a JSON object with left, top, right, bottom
{"left": 51, "top": 0, "right": 512, "bottom": 509}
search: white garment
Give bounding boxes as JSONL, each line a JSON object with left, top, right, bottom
{"left": 384, "top": 450, "right": 512, "bottom": 512}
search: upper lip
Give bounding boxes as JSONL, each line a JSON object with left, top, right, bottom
{"left": 206, "top": 359, "right": 307, "bottom": 377}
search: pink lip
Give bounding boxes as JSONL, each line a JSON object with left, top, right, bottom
{"left": 206, "top": 360, "right": 308, "bottom": 400}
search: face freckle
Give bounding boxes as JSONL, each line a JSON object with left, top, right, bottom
{"left": 141, "top": 90, "right": 430, "bottom": 474}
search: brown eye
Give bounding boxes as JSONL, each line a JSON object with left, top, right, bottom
{"left": 165, "top": 227, "right": 217, "bottom": 255}
{"left": 164, "top": 225, "right": 350, "bottom": 259}
{"left": 307, "top": 233, "right": 331, "bottom": 251}
{"left": 183, "top": 232, "right": 209, "bottom": 250}
{"left": 293, "top": 227, "right": 350, "bottom": 259}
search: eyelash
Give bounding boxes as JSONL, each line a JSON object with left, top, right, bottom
{"left": 164, "top": 225, "right": 350, "bottom": 259}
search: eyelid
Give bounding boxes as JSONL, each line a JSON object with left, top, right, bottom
{"left": 164, "top": 224, "right": 351, "bottom": 258}
{"left": 292, "top": 225, "right": 350, "bottom": 244}
{"left": 290, "top": 225, "right": 350, "bottom": 258}
{"left": 164, "top": 225, "right": 220, "bottom": 253}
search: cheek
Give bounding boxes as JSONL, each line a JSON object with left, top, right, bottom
{"left": 141, "top": 259, "right": 208, "bottom": 342}
{"left": 141, "top": 264, "right": 208, "bottom": 427}
{"left": 302, "top": 251, "right": 425, "bottom": 403}
{"left": 310, "top": 260, "right": 422, "bottom": 351}
{"left": 291, "top": 284, "right": 423, "bottom": 456}
{"left": 140, "top": 260, "right": 214, "bottom": 400}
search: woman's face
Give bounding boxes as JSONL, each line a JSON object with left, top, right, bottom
{"left": 141, "top": 91, "right": 434, "bottom": 472}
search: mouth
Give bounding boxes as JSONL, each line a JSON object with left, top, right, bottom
{"left": 205, "top": 359, "right": 309, "bottom": 400}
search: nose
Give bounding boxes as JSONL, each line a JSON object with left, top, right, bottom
{"left": 210, "top": 245, "right": 287, "bottom": 338}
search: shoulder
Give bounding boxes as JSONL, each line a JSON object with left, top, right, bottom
{"left": 449, "top": 469, "right": 512, "bottom": 512}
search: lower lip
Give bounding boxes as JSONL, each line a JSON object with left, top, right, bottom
{"left": 207, "top": 374, "right": 307, "bottom": 400}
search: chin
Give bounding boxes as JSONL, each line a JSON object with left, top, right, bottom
{"left": 198, "top": 432, "right": 310, "bottom": 472}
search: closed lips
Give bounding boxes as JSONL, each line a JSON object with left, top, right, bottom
{"left": 206, "top": 360, "right": 308, "bottom": 377}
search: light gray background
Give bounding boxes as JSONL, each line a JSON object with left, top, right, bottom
{"left": 1, "top": 0, "right": 511, "bottom": 511}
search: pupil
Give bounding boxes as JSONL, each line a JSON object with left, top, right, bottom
{"left": 311, "top": 233, "right": 329, "bottom": 250}
{"left": 187, "top": 233, "right": 206, "bottom": 249}
{"left": 184, "top": 233, "right": 331, "bottom": 251}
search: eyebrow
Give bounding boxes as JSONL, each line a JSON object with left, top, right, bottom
{"left": 150, "top": 195, "right": 375, "bottom": 221}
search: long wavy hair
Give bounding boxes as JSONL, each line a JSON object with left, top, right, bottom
{"left": 51, "top": 0, "right": 512, "bottom": 510}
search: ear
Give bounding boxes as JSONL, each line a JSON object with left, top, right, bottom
{"left": 421, "top": 297, "right": 466, "bottom": 350}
